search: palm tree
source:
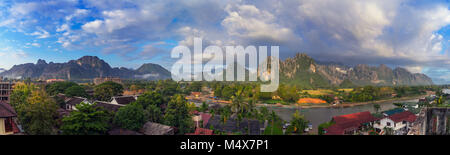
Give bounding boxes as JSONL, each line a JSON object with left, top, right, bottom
{"left": 373, "top": 104, "right": 380, "bottom": 113}
{"left": 269, "top": 111, "right": 277, "bottom": 135}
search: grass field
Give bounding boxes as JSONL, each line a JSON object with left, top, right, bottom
{"left": 301, "top": 89, "right": 335, "bottom": 95}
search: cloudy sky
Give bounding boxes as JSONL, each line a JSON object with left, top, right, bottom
{"left": 0, "top": 0, "right": 449, "bottom": 83}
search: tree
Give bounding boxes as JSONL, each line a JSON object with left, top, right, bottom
{"left": 46, "top": 81, "right": 78, "bottom": 96}
{"left": 135, "top": 91, "right": 164, "bottom": 109}
{"left": 164, "top": 94, "right": 193, "bottom": 134}
{"left": 113, "top": 103, "right": 146, "bottom": 131}
{"left": 65, "top": 85, "right": 87, "bottom": 97}
{"left": 318, "top": 121, "right": 335, "bottom": 135}
{"left": 291, "top": 110, "right": 309, "bottom": 134}
{"left": 10, "top": 83, "right": 59, "bottom": 135}
{"left": 277, "top": 84, "right": 298, "bottom": 103}
{"left": 200, "top": 102, "right": 209, "bottom": 112}
{"left": 94, "top": 81, "right": 124, "bottom": 101}
{"left": 61, "top": 103, "right": 111, "bottom": 135}
{"left": 269, "top": 111, "right": 278, "bottom": 135}
{"left": 373, "top": 104, "right": 381, "bottom": 113}
{"left": 21, "top": 90, "right": 59, "bottom": 135}
{"left": 145, "top": 104, "right": 163, "bottom": 123}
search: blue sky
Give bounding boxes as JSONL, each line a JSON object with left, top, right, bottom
{"left": 0, "top": 0, "right": 449, "bottom": 83}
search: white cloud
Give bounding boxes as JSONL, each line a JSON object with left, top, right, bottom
{"left": 222, "top": 4, "right": 299, "bottom": 43}
{"left": 29, "top": 28, "right": 50, "bottom": 39}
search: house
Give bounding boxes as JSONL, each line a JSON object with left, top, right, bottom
{"left": 373, "top": 111, "right": 417, "bottom": 135}
{"left": 0, "top": 81, "right": 14, "bottom": 104}
{"left": 0, "top": 103, "right": 20, "bottom": 135}
{"left": 382, "top": 108, "right": 405, "bottom": 117}
{"left": 192, "top": 112, "right": 212, "bottom": 128}
{"left": 110, "top": 96, "right": 137, "bottom": 105}
{"left": 140, "top": 122, "right": 174, "bottom": 135}
{"left": 94, "top": 101, "right": 124, "bottom": 112}
{"left": 324, "top": 111, "right": 379, "bottom": 135}
{"left": 186, "top": 128, "right": 214, "bottom": 135}
{"left": 191, "top": 92, "right": 201, "bottom": 98}
{"left": 65, "top": 97, "right": 90, "bottom": 111}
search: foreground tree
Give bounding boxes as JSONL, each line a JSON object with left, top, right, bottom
{"left": 373, "top": 104, "right": 381, "bottom": 113}
{"left": 45, "top": 81, "right": 78, "bottom": 96}
{"left": 65, "top": 85, "right": 87, "bottom": 97}
{"left": 291, "top": 110, "right": 309, "bottom": 134}
{"left": 94, "top": 81, "right": 124, "bottom": 101}
{"left": 10, "top": 83, "right": 59, "bottom": 135}
{"left": 113, "top": 103, "right": 146, "bottom": 131}
{"left": 145, "top": 104, "right": 163, "bottom": 123}
{"left": 135, "top": 91, "right": 164, "bottom": 109}
{"left": 164, "top": 94, "right": 192, "bottom": 134}
{"left": 61, "top": 103, "right": 111, "bottom": 135}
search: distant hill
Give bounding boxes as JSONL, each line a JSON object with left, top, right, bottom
{"left": 279, "top": 53, "right": 434, "bottom": 88}
{"left": 0, "top": 56, "right": 171, "bottom": 80}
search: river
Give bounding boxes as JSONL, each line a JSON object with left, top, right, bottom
{"left": 264, "top": 98, "right": 420, "bottom": 133}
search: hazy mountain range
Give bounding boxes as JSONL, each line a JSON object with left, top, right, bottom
{"left": 0, "top": 56, "right": 171, "bottom": 80}
{"left": 0, "top": 54, "right": 433, "bottom": 87}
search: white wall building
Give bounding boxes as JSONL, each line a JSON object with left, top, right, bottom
{"left": 373, "top": 111, "right": 417, "bottom": 135}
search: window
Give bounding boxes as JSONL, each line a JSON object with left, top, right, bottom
{"left": 387, "top": 122, "right": 391, "bottom": 126}
{"left": 403, "top": 121, "right": 406, "bottom": 124}
{"left": 4, "top": 117, "right": 13, "bottom": 132}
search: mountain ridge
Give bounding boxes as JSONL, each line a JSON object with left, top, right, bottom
{"left": 0, "top": 56, "right": 171, "bottom": 80}
{"left": 279, "top": 53, "right": 433, "bottom": 88}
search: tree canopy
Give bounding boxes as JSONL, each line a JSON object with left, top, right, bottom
{"left": 61, "top": 103, "right": 111, "bottom": 135}
{"left": 113, "top": 103, "right": 146, "bottom": 131}
{"left": 94, "top": 81, "right": 124, "bottom": 101}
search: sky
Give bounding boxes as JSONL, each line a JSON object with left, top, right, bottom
{"left": 0, "top": 0, "right": 449, "bottom": 83}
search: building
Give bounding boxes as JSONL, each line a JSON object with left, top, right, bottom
{"left": 110, "top": 96, "right": 137, "bottom": 105}
{"left": 324, "top": 111, "right": 379, "bottom": 135}
{"left": 0, "top": 81, "right": 14, "bottom": 104}
{"left": 93, "top": 101, "right": 124, "bottom": 112}
{"left": 46, "top": 79, "right": 65, "bottom": 83}
{"left": 64, "top": 97, "right": 90, "bottom": 111}
{"left": 416, "top": 107, "right": 450, "bottom": 135}
{"left": 192, "top": 112, "right": 212, "bottom": 128}
{"left": 382, "top": 108, "right": 405, "bottom": 117}
{"left": 373, "top": 111, "right": 417, "bottom": 135}
{"left": 0, "top": 103, "right": 20, "bottom": 135}
{"left": 140, "top": 122, "right": 174, "bottom": 135}
{"left": 93, "top": 77, "right": 122, "bottom": 85}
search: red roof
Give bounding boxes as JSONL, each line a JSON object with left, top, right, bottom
{"left": 186, "top": 128, "right": 214, "bottom": 135}
{"left": 325, "top": 111, "right": 378, "bottom": 135}
{"left": 0, "top": 103, "right": 17, "bottom": 118}
{"left": 388, "top": 111, "right": 416, "bottom": 123}
{"left": 201, "top": 113, "right": 211, "bottom": 127}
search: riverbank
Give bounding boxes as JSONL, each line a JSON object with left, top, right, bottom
{"left": 256, "top": 94, "right": 428, "bottom": 109}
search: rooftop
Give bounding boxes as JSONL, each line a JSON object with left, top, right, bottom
{"left": 112, "top": 96, "right": 136, "bottom": 105}
{"left": 388, "top": 111, "right": 417, "bottom": 123}
{"left": 325, "top": 111, "right": 378, "bottom": 135}
{"left": 0, "top": 102, "right": 16, "bottom": 118}
{"left": 140, "top": 122, "right": 174, "bottom": 135}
